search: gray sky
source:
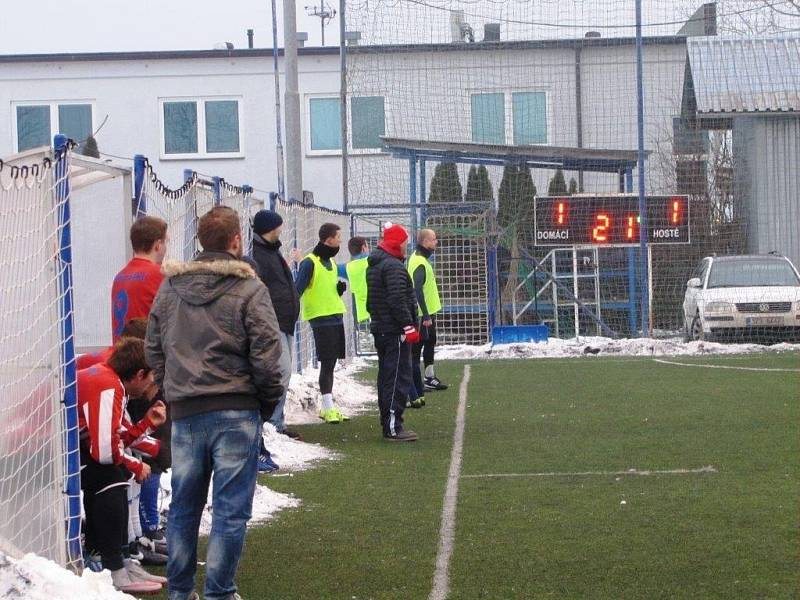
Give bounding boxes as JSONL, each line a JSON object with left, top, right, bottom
{"left": 0, "top": 0, "right": 339, "bottom": 54}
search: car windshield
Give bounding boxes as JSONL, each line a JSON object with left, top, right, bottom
{"left": 707, "top": 259, "right": 800, "bottom": 288}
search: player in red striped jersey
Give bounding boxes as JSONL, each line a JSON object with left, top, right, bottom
{"left": 77, "top": 337, "right": 166, "bottom": 594}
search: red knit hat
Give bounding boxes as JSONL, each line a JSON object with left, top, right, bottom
{"left": 378, "top": 222, "right": 408, "bottom": 258}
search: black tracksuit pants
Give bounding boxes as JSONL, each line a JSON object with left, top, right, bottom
{"left": 373, "top": 332, "right": 412, "bottom": 437}
{"left": 412, "top": 318, "right": 437, "bottom": 396}
{"left": 81, "top": 452, "right": 130, "bottom": 571}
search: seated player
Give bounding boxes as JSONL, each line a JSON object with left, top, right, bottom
{"left": 78, "top": 337, "right": 167, "bottom": 594}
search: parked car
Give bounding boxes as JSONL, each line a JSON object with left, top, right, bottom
{"left": 682, "top": 254, "right": 800, "bottom": 343}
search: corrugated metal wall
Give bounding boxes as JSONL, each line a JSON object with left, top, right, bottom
{"left": 734, "top": 116, "right": 800, "bottom": 268}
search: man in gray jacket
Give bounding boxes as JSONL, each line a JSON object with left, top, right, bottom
{"left": 145, "top": 206, "right": 283, "bottom": 600}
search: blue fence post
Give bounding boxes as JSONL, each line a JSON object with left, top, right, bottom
{"left": 419, "top": 159, "right": 427, "bottom": 226}
{"left": 624, "top": 168, "right": 638, "bottom": 335}
{"left": 212, "top": 176, "right": 222, "bottom": 206}
{"left": 53, "top": 134, "right": 81, "bottom": 567}
{"left": 409, "top": 154, "right": 418, "bottom": 238}
{"left": 635, "top": 0, "right": 650, "bottom": 337}
{"left": 183, "top": 169, "right": 195, "bottom": 261}
{"left": 133, "top": 154, "right": 146, "bottom": 218}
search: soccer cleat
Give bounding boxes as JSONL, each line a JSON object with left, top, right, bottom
{"left": 319, "top": 408, "right": 341, "bottom": 424}
{"left": 334, "top": 407, "right": 350, "bottom": 421}
{"left": 126, "top": 559, "right": 168, "bottom": 584}
{"left": 418, "top": 396, "right": 426, "bottom": 406}
{"left": 424, "top": 376, "right": 448, "bottom": 391}
{"left": 257, "top": 453, "right": 280, "bottom": 473}
{"left": 384, "top": 429, "right": 418, "bottom": 442}
{"left": 408, "top": 397, "right": 424, "bottom": 409}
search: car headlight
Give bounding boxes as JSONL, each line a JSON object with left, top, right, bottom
{"left": 704, "top": 302, "right": 733, "bottom": 313}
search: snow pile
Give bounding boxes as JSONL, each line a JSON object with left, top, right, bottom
{"left": 159, "top": 470, "right": 300, "bottom": 537}
{"left": 0, "top": 552, "right": 134, "bottom": 600}
{"left": 436, "top": 336, "right": 800, "bottom": 360}
{"left": 283, "top": 358, "right": 376, "bottom": 425}
{"left": 260, "top": 422, "right": 338, "bottom": 470}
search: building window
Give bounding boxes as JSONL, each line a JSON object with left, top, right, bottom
{"left": 309, "top": 97, "right": 342, "bottom": 151}
{"left": 14, "top": 102, "right": 93, "bottom": 152}
{"left": 471, "top": 93, "right": 505, "bottom": 144}
{"left": 161, "top": 98, "right": 242, "bottom": 158}
{"left": 307, "top": 95, "right": 386, "bottom": 154}
{"left": 351, "top": 96, "right": 385, "bottom": 149}
{"left": 512, "top": 92, "right": 547, "bottom": 144}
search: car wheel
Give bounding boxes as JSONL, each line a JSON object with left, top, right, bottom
{"left": 690, "top": 313, "right": 704, "bottom": 342}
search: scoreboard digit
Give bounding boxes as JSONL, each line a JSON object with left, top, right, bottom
{"left": 534, "top": 195, "right": 690, "bottom": 246}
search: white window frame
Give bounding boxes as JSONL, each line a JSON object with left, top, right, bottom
{"left": 11, "top": 100, "right": 96, "bottom": 153}
{"left": 304, "top": 93, "right": 387, "bottom": 157}
{"left": 159, "top": 96, "right": 244, "bottom": 160}
{"left": 468, "top": 87, "right": 551, "bottom": 146}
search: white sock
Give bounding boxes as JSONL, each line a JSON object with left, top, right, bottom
{"left": 425, "top": 365, "right": 435, "bottom": 378}
{"left": 321, "top": 393, "right": 334, "bottom": 411}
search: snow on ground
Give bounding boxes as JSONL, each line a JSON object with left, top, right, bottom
{"left": 0, "top": 552, "right": 134, "bottom": 600}
{"left": 436, "top": 336, "right": 800, "bottom": 360}
{"left": 283, "top": 358, "right": 376, "bottom": 425}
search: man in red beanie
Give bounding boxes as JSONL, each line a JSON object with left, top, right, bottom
{"left": 365, "top": 222, "right": 420, "bottom": 441}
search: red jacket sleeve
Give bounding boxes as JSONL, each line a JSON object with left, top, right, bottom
{"left": 85, "top": 383, "right": 144, "bottom": 478}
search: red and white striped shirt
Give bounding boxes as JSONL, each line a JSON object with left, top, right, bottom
{"left": 77, "top": 363, "right": 160, "bottom": 479}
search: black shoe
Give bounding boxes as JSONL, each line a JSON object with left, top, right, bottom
{"left": 424, "top": 376, "right": 448, "bottom": 391}
{"left": 384, "top": 430, "right": 418, "bottom": 442}
{"left": 139, "top": 532, "right": 167, "bottom": 556}
{"left": 137, "top": 542, "right": 168, "bottom": 566}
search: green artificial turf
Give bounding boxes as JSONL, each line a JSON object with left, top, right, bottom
{"left": 153, "top": 352, "right": 799, "bottom": 599}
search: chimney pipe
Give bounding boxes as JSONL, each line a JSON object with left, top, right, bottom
{"left": 247, "top": 28, "right": 254, "bottom": 49}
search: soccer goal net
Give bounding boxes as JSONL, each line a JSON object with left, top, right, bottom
{"left": 0, "top": 148, "right": 80, "bottom": 568}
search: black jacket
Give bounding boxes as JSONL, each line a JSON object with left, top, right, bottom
{"left": 366, "top": 247, "right": 417, "bottom": 335}
{"left": 251, "top": 236, "right": 300, "bottom": 335}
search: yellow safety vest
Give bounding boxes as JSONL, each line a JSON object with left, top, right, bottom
{"left": 345, "top": 257, "right": 370, "bottom": 323}
{"left": 407, "top": 251, "right": 442, "bottom": 317}
{"left": 300, "top": 253, "right": 346, "bottom": 321}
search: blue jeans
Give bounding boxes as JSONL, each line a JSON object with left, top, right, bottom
{"left": 139, "top": 472, "right": 161, "bottom": 533}
{"left": 167, "top": 409, "right": 260, "bottom": 600}
{"left": 268, "top": 333, "right": 293, "bottom": 432}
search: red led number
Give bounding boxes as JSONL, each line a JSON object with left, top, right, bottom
{"left": 671, "top": 199, "right": 682, "bottom": 224}
{"left": 592, "top": 213, "right": 610, "bottom": 243}
{"left": 626, "top": 215, "right": 638, "bottom": 240}
{"left": 555, "top": 201, "right": 568, "bottom": 226}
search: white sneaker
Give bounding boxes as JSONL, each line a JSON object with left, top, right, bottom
{"left": 125, "top": 558, "right": 168, "bottom": 584}
{"left": 110, "top": 567, "right": 162, "bottom": 594}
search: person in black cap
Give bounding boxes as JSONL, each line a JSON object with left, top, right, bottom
{"left": 250, "top": 210, "right": 302, "bottom": 448}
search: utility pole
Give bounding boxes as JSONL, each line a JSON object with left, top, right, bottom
{"left": 270, "top": 0, "right": 285, "bottom": 201}
{"left": 284, "top": 0, "right": 303, "bottom": 203}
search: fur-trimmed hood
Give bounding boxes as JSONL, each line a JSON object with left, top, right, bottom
{"left": 161, "top": 257, "right": 256, "bottom": 280}
{"left": 161, "top": 252, "right": 257, "bottom": 307}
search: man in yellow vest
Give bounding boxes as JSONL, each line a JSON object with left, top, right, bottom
{"left": 296, "top": 223, "right": 349, "bottom": 424}
{"left": 408, "top": 228, "right": 448, "bottom": 398}
{"left": 345, "top": 236, "right": 370, "bottom": 324}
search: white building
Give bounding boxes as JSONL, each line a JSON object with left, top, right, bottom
{"left": 1, "top": 35, "right": 691, "bottom": 211}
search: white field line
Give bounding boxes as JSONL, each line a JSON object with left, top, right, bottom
{"left": 462, "top": 466, "right": 718, "bottom": 479}
{"left": 429, "top": 364, "right": 471, "bottom": 600}
{"left": 653, "top": 358, "right": 800, "bottom": 372}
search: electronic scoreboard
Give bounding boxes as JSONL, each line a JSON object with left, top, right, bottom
{"left": 533, "top": 195, "right": 690, "bottom": 246}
